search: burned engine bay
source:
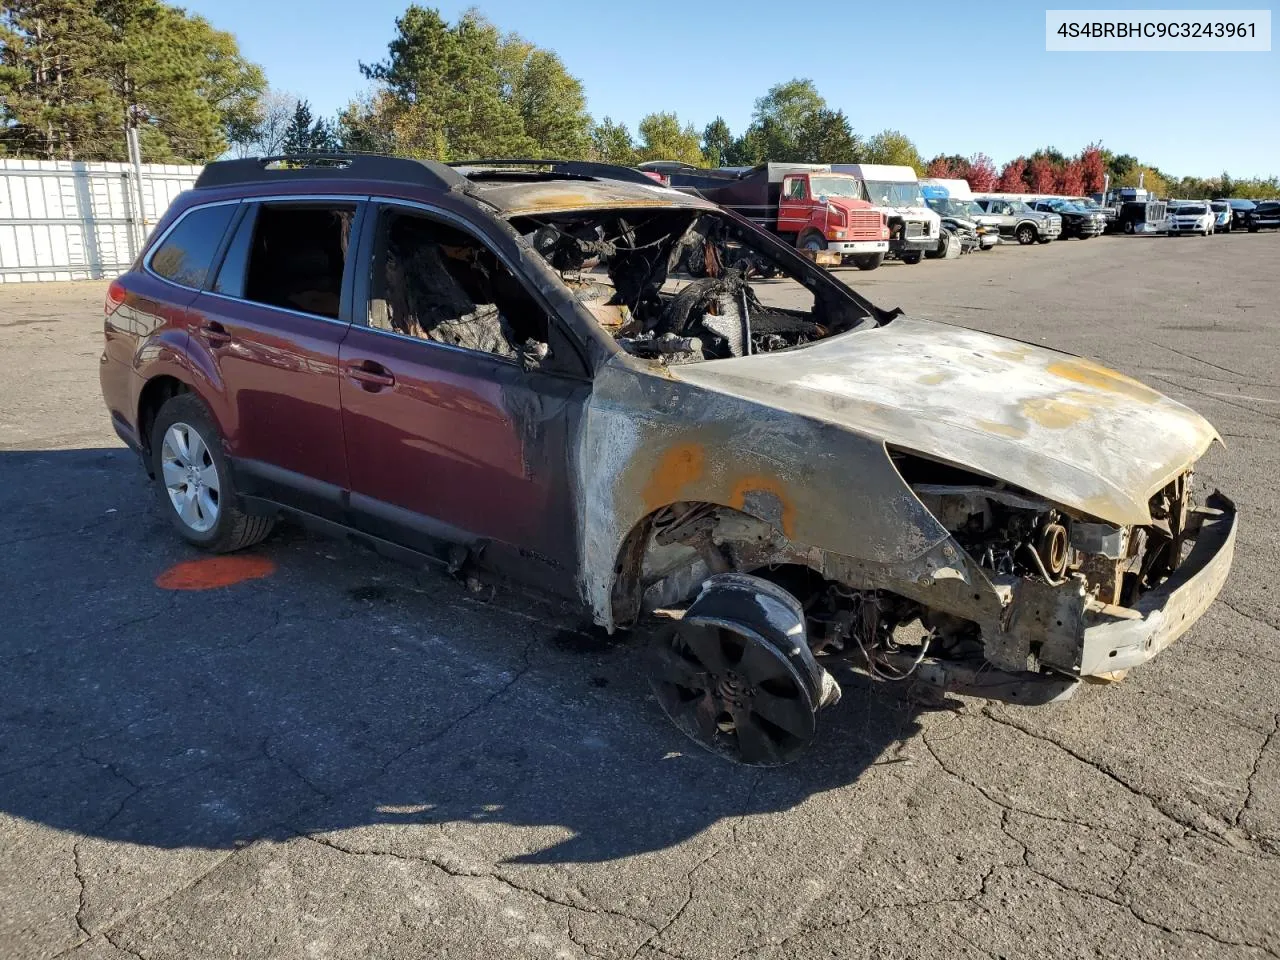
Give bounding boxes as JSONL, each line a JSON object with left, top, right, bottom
{"left": 626, "top": 453, "right": 1204, "bottom": 697}
{"left": 511, "top": 209, "right": 876, "bottom": 362}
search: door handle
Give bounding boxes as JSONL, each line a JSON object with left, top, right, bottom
{"left": 198, "top": 322, "right": 232, "bottom": 347}
{"left": 347, "top": 361, "right": 396, "bottom": 389}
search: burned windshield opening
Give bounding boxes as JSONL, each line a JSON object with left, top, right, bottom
{"left": 510, "top": 209, "right": 878, "bottom": 364}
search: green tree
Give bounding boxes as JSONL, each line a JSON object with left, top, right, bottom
{"left": 0, "top": 0, "right": 264, "bottom": 161}
{"left": 359, "top": 6, "right": 530, "bottom": 159}
{"left": 636, "top": 112, "right": 702, "bottom": 165}
{"left": 281, "top": 99, "right": 335, "bottom": 153}
{"left": 862, "top": 129, "right": 924, "bottom": 170}
{"left": 498, "top": 41, "right": 591, "bottom": 158}
{"left": 701, "top": 116, "right": 732, "bottom": 167}
{"left": 797, "top": 108, "right": 860, "bottom": 163}
{"left": 589, "top": 116, "right": 635, "bottom": 165}
{"left": 728, "top": 79, "right": 857, "bottom": 163}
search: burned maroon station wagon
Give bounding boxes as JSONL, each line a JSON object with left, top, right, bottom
{"left": 100, "top": 155, "right": 1236, "bottom": 765}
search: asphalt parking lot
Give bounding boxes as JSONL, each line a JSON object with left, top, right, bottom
{"left": 2, "top": 233, "right": 1279, "bottom": 960}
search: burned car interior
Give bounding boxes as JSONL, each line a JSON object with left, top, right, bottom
{"left": 508, "top": 207, "right": 878, "bottom": 363}
{"left": 369, "top": 210, "right": 550, "bottom": 364}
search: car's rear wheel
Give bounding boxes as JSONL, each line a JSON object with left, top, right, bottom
{"left": 852, "top": 253, "right": 883, "bottom": 271}
{"left": 899, "top": 251, "right": 922, "bottom": 264}
{"left": 1124, "top": 220, "right": 1135, "bottom": 234}
{"left": 649, "top": 574, "right": 822, "bottom": 766}
{"left": 1016, "top": 224, "right": 1037, "bottom": 245}
{"left": 150, "top": 394, "right": 274, "bottom": 552}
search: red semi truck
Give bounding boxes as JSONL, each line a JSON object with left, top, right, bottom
{"left": 641, "top": 162, "right": 891, "bottom": 270}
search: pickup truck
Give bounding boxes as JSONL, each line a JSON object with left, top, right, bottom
{"left": 1030, "top": 198, "right": 1106, "bottom": 239}
{"left": 646, "top": 162, "right": 891, "bottom": 270}
{"left": 972, "top": 197, "right": 1063, "bottom": 244}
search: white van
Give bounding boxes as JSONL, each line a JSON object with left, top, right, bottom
{"left": 832, "top": 164, "right": 941, "bottom": 264}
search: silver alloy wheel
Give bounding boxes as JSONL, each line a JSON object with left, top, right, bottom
{"left": 160, "top": 421, "right": 220, "bottom": 533}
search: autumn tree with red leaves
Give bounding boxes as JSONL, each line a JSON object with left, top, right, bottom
{"left": 968, "top": 153, "right": 998, "bottom": 192}
{"left": 1056, "top": 159, "right": 1085, "bottom": 196}
{"left": 926, "top": 156, "right": 959, "bottom": 178}
{"left": 1027, "top": 156, "right": 1058, "bottom": 193}
{"left": 1079, "top": 143, "right": 1106, "bottom": 194}
{"left": 998, "top": 157, "right": 1028, "bottom": 192}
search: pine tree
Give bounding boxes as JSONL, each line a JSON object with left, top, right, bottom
{"left": 0, "top": 0, "right": 264, "bottom": 161}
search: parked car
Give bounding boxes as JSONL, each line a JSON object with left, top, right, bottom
{"left": 1072, "top": 196, "right": 1118, "bottom": 228}
{"left": 1215, "top": 198, "right": 1257, "bottom": 230}
{"left": 1029, "top": 198, "right": 1106, "bottom": 238}
{"left": 1167, "top": 201, "right": 1215, "bottom": 236}
{"left": 1210, "top": 201, "right": 1233, "bottom": 233}
{"left": 1246, "top": 200, "right": 1280, "bottom": 231}
{"left": 100, "top": 153, "right": 1237, "bottom": 765}
{"left": 973, "top": 197, "right": 1062, "bottom": 244}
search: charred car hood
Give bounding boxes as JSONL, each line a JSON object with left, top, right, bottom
{"left": 670, "top": 317, "right": 1219, "bottom": 526}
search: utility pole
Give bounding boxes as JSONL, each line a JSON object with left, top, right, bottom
{"left": 123, "top": 74, "right": 148, "bottom": 255}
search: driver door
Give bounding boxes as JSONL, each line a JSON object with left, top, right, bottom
{"left": 339, "top": 201, "right": 590, "bottom": 593}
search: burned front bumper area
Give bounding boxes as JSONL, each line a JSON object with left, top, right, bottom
{"left": 921, "top": 492, "right": 1237, "bottom": 702}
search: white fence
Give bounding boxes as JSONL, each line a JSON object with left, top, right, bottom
{"left": 0, "top": 159, "right": 201, "bottom": 283}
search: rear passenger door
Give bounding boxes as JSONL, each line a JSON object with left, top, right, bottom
{"left": 188, "top": 198, "right": 366, "bottom": 520}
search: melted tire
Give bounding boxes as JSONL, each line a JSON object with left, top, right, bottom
{"left": 649, "top": 574, "right": 821, "bottom": 766}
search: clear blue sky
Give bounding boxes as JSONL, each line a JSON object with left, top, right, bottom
{"left": 183, "top": 0, "right": 1278, "bottom": 178}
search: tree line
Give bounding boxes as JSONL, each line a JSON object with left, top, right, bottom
{"left": 3, "top": 3, "right": 1277, "bottom": 199}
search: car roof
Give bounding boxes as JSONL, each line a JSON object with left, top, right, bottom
{"left": 192, "top": 154, "right": 715, "bottom": 218}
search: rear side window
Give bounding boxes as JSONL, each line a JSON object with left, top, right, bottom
{"left": 149, "top": 204, "right": 237, "bottom": 288}
{"left": 241, "top": 203, "right": 357, "bottom": 319}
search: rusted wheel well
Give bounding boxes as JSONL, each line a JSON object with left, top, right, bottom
{"left": 609, "top": 501, "right": 819, "bottom": 627}
{"left": 137, "top": 376, "right": 189, "bottom": 456}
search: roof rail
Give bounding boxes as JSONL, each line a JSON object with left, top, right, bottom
{"left": 193, "top": 154, "right": 469, "bottom": 192}
{"left": 448, "top": 158, "right": 659, "bottom": 187}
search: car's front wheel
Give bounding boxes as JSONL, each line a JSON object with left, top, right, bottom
{"left": 150, "top": 393, "right": 274, "bottom": 552}
{"left": 899, "top": 251, "right": 923, "bottom": 264}
{"left": 1016, "top": 224, "right": 1037, "bottom": 245}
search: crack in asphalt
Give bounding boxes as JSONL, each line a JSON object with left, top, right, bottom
{"left": 977, "top": 708, "right": 1242, "bottom": 843}
{"left": 71, "top": 842, "right": 92, "bottom": 940}
{"left": 1218, "top": 599, "right": 1280, "bottom": 634}
{"left": 1237, "top": 713, "right": 1280, "bottom": 829}
{"left": 919, "top": 720, "right": 1151, "bottom": 842}
{"left": 1146, "top": 372, "right": 1280, "bottom": 423}
{"left": 300, "top": 832, "right": 657, "bottom": 933}
{"left": 920, "top": 719, "right": 1280, "bottom": 957}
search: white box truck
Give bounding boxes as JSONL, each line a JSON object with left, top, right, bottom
{"left": 832, "top": 164, "right": 941, "bottom": 264}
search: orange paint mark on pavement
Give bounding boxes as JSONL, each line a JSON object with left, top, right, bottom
{"left": 155, "top": 555, "right": 276, "bottom": 591}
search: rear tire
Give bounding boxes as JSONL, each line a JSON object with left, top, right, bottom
{"left": 150, "top": 394, "right": 274, "bottom": 553}
{"left": 852, "top": 253, "right": 883, "bottom": 271}
{"left": 1124, "top": 220, "right": 1135, "bottom": 234}
{"left": 899, "top": 251, "right": 922, "bottom": 265}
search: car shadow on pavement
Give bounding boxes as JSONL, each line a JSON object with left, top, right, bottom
{"left": 0, "top": 448, "right": 923, "bottom": 865}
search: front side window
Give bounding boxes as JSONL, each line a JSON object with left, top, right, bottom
{"left": 149, "top": 204, "right": 237, "bottom": 288}
{"left": 785, "top": 179, "right": 807, "bottom": 200}
{"left": 242, "top": 203, "right": 357, "bottom": 319}
{"left": 368, "top": 209, "right": 549, "bottom": 362}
